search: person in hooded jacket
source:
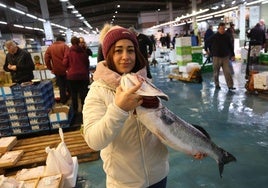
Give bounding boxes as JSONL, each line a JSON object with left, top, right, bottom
{"left": 82, "top": 25, "right": 205, "bottom": 188}
{"left": 63, "top": 36, "right": 90, "bottom": 113}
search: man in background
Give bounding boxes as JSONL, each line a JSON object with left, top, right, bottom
{"left": 79, "top": 37, "right": 93, "bottom": 57}
{"left": 205, "top": 22, "right": 236, "bottom": 91}
{"left": 45, "top": 36, "right": 69, "bottom": 104}
{"left": 3, "top": 40, "right": 35, "bottom": 84}
{"left": 129, "top": 27, "right": 153, "bottom": 79}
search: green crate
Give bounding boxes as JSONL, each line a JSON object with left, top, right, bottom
{"left": 176, "top": 46, "right": 192, "bottom": 55}
{"left": 259, "top": 53, "right": 268, "bottom": 64}
{"left": 201, "top": 64, "right": 213, "bottom": 73}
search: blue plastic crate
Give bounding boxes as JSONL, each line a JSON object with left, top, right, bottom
{"left": 10, "top": 84, "right": 23, "bottom": 97}
{"left": 51, "top": 120, "right": 70, "bottom": 129}
{"left": 0, "top": 106, "right": 7, "bottom": 114}
{"left": 10, "top": 117, "right": 30, "bottom": 128}
{"left": 31, "top": 122, "right": 50, "bottom": 132}
{"left": 26, "top": 102, "right": 48, "bottom": 111}
{"left": 7, "top": 104, "right": 27, "bottom": 113}
{"left": 27, "top": 109, "right": 49, "bottom": 118}
{"left": 11, "top": 125, "right": 31, "bottom": 135}
{"left": 0, "top": 127, "right": 11, "bottom": 137}
{"left": 8, "top": 112, "right": 28, "bottom": 121}
{"left": 0, "top": 112, "right": 9, "bottom": 121}
{"left": 0, "top": 119, "right": 10, "bottom": 129}
{"left": 5, "top": 96, "right": 25, "bottom": 106}
{"left": 29, "top": 115, "right": 49, "bottom": 126}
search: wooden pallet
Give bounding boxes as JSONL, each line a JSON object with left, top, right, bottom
{"left": 0, "top": 130, "right": 99, "bottom": 174}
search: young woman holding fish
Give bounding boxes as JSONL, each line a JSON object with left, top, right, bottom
{"left": 82, "top": 24, "right": 206, "bottom": 188}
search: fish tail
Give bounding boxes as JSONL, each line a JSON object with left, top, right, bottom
{"left": 218, "top": 148, "right": 237, "bottom": 178}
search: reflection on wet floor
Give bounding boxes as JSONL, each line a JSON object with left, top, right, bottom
{"left": 77, "top": 61, "right": 268, "bottom": 188}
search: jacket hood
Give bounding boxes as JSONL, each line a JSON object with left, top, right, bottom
{"left": 93, "top": 61, "right": 147, "bottom": 89}
{"left": 70, "top": 45, "right": 84, "bottom": 53}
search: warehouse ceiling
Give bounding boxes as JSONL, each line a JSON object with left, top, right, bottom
{"left": 0, "top": 0, "right": 259, "bottom": 37}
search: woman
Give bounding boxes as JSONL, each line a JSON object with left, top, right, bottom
{"left": 82, "top": 25, "right": 203, "bottom": 187}
{"left": 63, "top": 36, "right": 89, "bottom": 113}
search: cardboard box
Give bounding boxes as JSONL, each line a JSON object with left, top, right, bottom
{"left": 254, "top": 71, "right": 268, "bottom": 90}
{"left": 36, "top": 174, "right": 62, "bottom": 188}
{"left": 49, "top": 105, "right": 73, "bottom": 129}
{"left": 0, "top": 150, "right": 24, "bottom": 167}
{"left": 16, "top": 166, "right": 45, "bottom": 181}
{"left": 0, "top": 136, "right": 17, "bottom": 153}
{"left": 22, "top": 178, "right": 39, "bottom": 188}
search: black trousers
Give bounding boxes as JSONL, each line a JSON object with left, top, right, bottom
{"left": 148, "top": 177, "right": 167, "bottom": 188}
{"left": 67, "top": 80, "right": 89, "bottom": 112}
{"left": 56, "top": 75, "right": 68, "bottom": 103}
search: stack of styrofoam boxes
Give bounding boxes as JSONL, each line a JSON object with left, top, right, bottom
{"left": 253, "top": 71, "right": 268, "bottom": 90}
{"left": 6, "top": 95, "right": 30, "bottom": 135}
{"left": 0, "top": 87, "right": 13, "bottom": 137}
{"left": 0, "top": 85, "right": 30, "bottom": 136}
{"left": 191, "top": 46, "right": 203, "bottom": 65}
{"left": 175, "top": 37, "right": 192, "bottom": 66}
{"left": 49, "top": 105, "right": 74, "bottom": 130}
{"left": 22, "top": 80, "right": 54, "bottom": 133}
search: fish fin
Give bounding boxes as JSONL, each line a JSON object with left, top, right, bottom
{"left": 192, "top": 124, "right": 211, "bottom": 139}
{"left": 218, "top": 148, "right": 237, "bottom": 178}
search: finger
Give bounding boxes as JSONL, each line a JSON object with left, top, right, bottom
{"left": 116, "top": 85, "right": 123, "bottom": 93}
{"left": 126, "top": 81, "right": 142, "bottom": 95}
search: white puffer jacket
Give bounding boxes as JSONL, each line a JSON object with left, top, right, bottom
{"left": 82, "top": 62, "right": 169, "bottom": 188}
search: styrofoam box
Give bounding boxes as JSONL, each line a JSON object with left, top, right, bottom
{"left": 175, "top": 37, "right": 191, "bottom": 47}
{"left": 49, "top": 106, "right": 70, "bottom": 122}
{"left": 0, "top": 87, "right": 12, "bottom": 97}
{"left": 179, "top": 63, "right": 201, "bottom": 73}
{"left": 253, "top": 71, "right": 268, "bottom": 90}
{"left": 64, "top": 156, "right": 78, "bottom": 188}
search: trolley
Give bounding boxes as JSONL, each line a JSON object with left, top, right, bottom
{"left": 244, "top": 40, "right": 268, "bottom": 95}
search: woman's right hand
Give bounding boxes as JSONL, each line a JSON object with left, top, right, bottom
{"left": 115, "top": 82, "right": 143, "bottom": 112}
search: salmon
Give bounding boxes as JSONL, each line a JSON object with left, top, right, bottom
{"left": 121, "top": 73, "right": 236, "bottom": 177}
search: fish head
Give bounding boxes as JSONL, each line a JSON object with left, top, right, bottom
{"left": 121, "top": 73, "right": 169, "bottom": 101}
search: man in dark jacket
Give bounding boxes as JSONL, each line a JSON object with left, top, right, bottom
{"left": 129, "top": 27, "right": 153, "bottom": 79}
{"left": 248, "top": 23, "right": 266, "bottom": 46}
{"left": 205, "top": 22, "right": 236, "bottom": 90}
{"left": 3, "top": 40, "right": 35, "bottom": 84}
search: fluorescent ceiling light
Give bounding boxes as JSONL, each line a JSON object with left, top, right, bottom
{"left": 26, "top": 13, "right": 37, "bottom": 19}
{"left": 0, "top": 3, "right": 7, "bottom": 8}
{"left": 25, "top": 26, "right": 33, "bottom": 30}
{"left": 10, "top": 7, "right": 25, "bottom": 15}
{"left": 67, "top": 4, "right": 74, "bottom": 9}
{"left": 59, "top": 0, "right": 68, "bottom": 2}
{"left": 247, "top": 0, "right": 266, "bottom": 5}
{"left": 0, "top": 21, "right": 7, "bottom": 25}
{"left": 13, "top": 24, "right": 24, "bottom": 28}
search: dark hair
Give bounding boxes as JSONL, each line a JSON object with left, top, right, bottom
{"left": 106, "top": 44, "right": 146, "bottom": 74}
{"left": 218, "top": 22, "right": 225, "bottom": 28}
{"left": 56, "top": 36, "right": 66, "bottom": 42}
{"left": 71, "top": 36, "right": 79, "bottom": 45}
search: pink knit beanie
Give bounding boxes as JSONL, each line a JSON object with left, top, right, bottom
{"left": 102, "top": 26, "right": 138, "bottom": 59}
